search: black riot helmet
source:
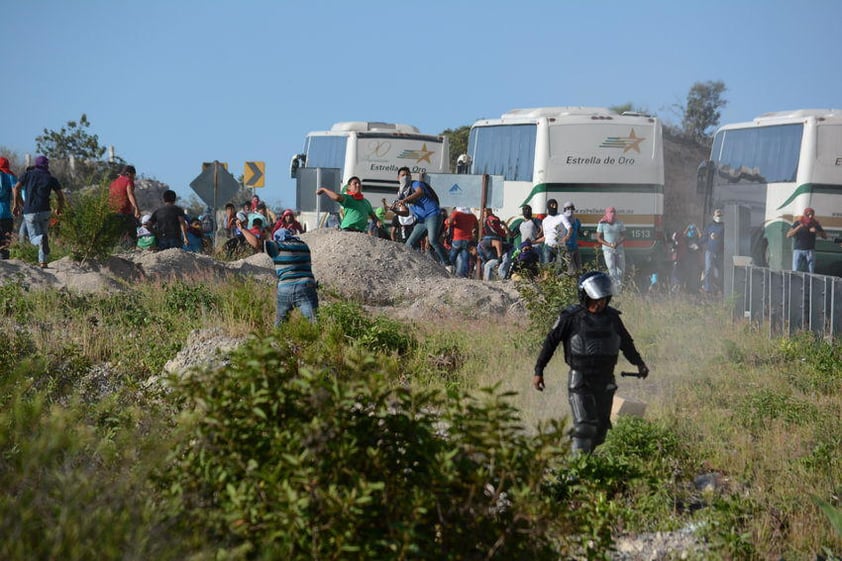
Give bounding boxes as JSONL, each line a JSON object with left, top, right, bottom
{"left": 578, "top": 271, "right": 614, "bottom": 305}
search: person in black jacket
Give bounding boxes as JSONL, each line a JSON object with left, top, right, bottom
{"left": 533, "top": 271, "right": 649, "bottom": 453}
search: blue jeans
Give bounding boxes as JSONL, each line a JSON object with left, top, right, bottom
{"left": 792, "top": 249, "right": 815, "bottom": 273}
{"left": 405, "top": 213, "right": 449, "bottom": 265}
{"left": 449, "top": 239, "right": 471, "bottom": 277}
{"left": 543, "top": 243, "right": 560, "bottom": 264}
{"left": 276, "top": 279, "right": 318, "bottom": 325}
{"left": 23, "top": 211, "right": 52, "bottom": 264}
{"left": 602, "top": 247, "right": 625, "bottom": 290}
{"left": 703, "top": 250, "right": 721, "bottom": 292}
{"left": 482, "top": 251, "right": 512, "bottom": 281}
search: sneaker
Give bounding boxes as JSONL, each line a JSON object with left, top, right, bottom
{"left": 445, "top": 265, "right": 454, "bottom": 274}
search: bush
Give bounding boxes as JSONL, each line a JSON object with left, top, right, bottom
{"left": 55, "top": 183, "right": 124, "bottom": 263}
{"left": 319, "top": 301, "right": 416, "bottom": 356}
{"left": 515, "top": 270, "right": 578, "bottom": 332}
{"left": 161, "top": 332, "right": 587, "bottom": 560}
{"left": 163, "top": 280, "right": 219, "bottom": 316}
{"left": 0, "top": 366, "right": 183, "bottom": 561}
{"left": 0, "top": 278, "right": 35, "bottom": 320}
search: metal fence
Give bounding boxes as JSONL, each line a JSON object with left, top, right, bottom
{"left": 731, "top": 264, "right": 842, "bottom": 340}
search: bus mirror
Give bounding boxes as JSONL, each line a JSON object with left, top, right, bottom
{"left": 290, "top": 154, "right": 305, "bottom": 178}
{"left": 696, "top": 160, "right": 713, "bottom": 194}
{"left": 456, "top": 153, "right": 471, "bottom": 174}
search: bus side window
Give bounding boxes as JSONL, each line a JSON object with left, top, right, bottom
{"left": 696, "top": 160, "right": 714, "bottom": 194}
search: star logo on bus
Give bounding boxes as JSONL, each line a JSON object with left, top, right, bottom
{"left": 599, "top": 129, "right": 646, "bottom": 153}
{"left": 398, "top": 143, "right": 435, "bottom": 164}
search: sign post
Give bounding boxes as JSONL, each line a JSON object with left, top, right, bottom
{"left": 190, "top": 161, "right": 242, "bottom": 244}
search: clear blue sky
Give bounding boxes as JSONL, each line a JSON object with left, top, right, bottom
{"left": 5, "top": 0, "right": 841, "bottom": 210}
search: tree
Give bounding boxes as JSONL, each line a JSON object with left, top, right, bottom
{"left": 681, "top": 81, "right": 727, "bottom": 143}
{"left": 440, "top": 125, "right": 471, "bottom": 172}
{"left": 35, "top": 114, "right": 123, "bottom": 190}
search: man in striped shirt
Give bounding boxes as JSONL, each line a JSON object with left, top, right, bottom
{"left": 265, "top": 228, "right": 318, "bottom": 325}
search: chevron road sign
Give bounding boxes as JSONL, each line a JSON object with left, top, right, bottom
{"left": 244, "top": 161, "right": 265, "bottom": 187}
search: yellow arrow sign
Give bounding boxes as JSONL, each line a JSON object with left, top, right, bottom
{"left": 244, "top": 161, "right": 265, "bottom": 187}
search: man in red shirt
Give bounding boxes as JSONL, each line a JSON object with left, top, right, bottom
{"left": 109, "top": 165, "right": 140, "bottom": 243}
{"left": 445, "top": 207, "right": 478, "bottom": 278}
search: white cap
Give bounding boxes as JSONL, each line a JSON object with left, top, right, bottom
{"left": 141, "top": 214, "right": 152, "bottom": 224}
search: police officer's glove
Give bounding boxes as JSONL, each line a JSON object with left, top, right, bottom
{"left": 638, "top": 363, "right": 650, "bottom": 379}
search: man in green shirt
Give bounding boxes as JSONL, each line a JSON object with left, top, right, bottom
{"left": 316, "top": 177, "right": 381, "bottom": 233}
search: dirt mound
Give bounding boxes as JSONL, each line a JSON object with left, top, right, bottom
{"left": 0, "top": 232, "right": 524, "bottom": 320}
{"left": 301, "top": 229, "right": 523, "bottom": 319}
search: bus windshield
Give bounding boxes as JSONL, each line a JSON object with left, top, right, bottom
{"left": 304, "top": 136, "right": 347, "bottom": 169}
{"left": 469, "top": 124, "right": 536, "bottom": 181}
{"left": 711, "top": 123, "right": 803, "bottom": 185}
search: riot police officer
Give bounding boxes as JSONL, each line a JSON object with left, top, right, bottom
{"left": 533, "top": 271, "right": 649, "bottom": 453}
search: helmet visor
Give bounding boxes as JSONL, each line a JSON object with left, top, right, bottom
{"left": 580, "top": 274, "right": 614, "bottom": 300}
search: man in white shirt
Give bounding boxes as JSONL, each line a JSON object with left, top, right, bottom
{"left": 596, "top": 206, "right": 626, "bottom": 291}
{"left": 541, "top": 199, "right": 566, "bottom": 265}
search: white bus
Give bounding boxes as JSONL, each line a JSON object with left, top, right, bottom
{"left": 291, "top": 121, "right": 450, "bottom": 227}
{"left": 697, "top": 109, "right": 842, "bottom": 275}
{"left": 465, "top": 107, "right": 665, "bottom": 265}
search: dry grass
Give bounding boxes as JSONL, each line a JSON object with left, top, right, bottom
{"left": 416, "top": 291, "right": 842, "bottom": 558}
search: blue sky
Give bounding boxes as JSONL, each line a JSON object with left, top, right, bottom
{"left": 5, "top": 0, "right": 841, "bottom": 210}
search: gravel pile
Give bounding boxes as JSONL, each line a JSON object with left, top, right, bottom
{"left": 302, "top": 228, "right": 524, "bottom": 319}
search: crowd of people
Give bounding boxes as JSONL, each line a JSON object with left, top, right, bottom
{"left": 6, "top": 155, "right": 841, "bottom": 455}
{"left": 1, "top": 155, "right": 837, "bottom": 298}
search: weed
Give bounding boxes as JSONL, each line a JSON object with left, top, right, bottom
{"left": 735, "top": 387, "right": 819, "bottom": 432}
{"left": 163, "top": 280, "right": 219, "bottom": 315}
{"left": 0, "top": 278, "right": 35, "bottom": 320}
{"left": 320, "top": 301, "right": 417, "bottom": 355}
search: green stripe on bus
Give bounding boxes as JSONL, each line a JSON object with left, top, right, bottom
{"left": 521, "top": 183, "right": 664, "bottom": 207}
{"left": 775, "top": 183, "right": 842, "bottom": 211}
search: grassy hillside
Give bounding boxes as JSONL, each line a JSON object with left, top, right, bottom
{"left": 0, "top": 274, "right": 840, "bottom": 560}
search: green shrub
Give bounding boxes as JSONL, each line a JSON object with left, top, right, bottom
{"left": 0, "top": 367, "right": 184, "bottom": 561}
{"left": 0, "top": 279, "right": 36, "bottom": 320}
{"left": 163, "top": 280, "right": 219, "bottom": 316}
{"left": 161, "top": 332, "right": 588, "bottom": 560}
{"left": 319, "top": 301, "right": 417, "bottom": 356}
{"left": 695, "top": 494, "right": 759, "bottom": 560}
{"left": 515, "top": 270, "right": 578, "bottom": 332}
{"left": 55, "top": 184, "right": 125, "bottom": 263}
{"left": 735, "top": 388, "right": 819, "bottom": 433}
{"left": 0, "top": 324, "right": 38, "bottom": 376}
